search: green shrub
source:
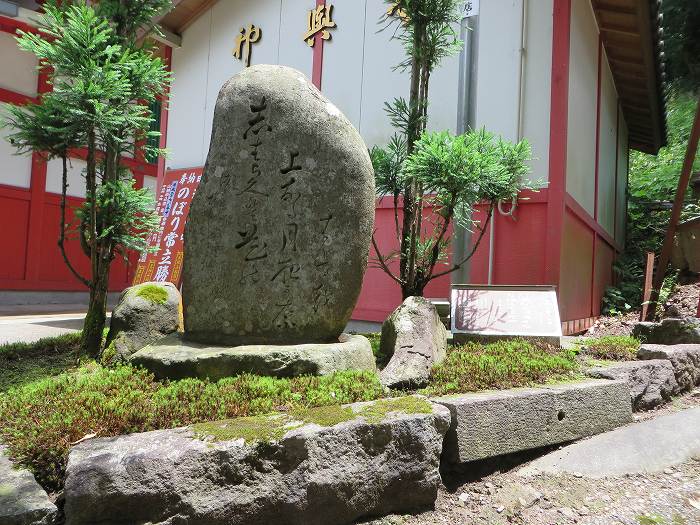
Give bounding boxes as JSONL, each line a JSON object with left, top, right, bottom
{"left": 580, "top": 336, "right": 640, "bottom": 361}
{"left": 0, "top": 365, "right": 383, "bottom": 492}
{"left": 422, "top": 339, "right": 579, "bottom": 396}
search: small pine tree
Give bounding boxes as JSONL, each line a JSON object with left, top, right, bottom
{"left": 4, "top": 0, "right": 171, "bottom": 357}
{"left": 373, "top": 0, "right": 532, "bottom": 298}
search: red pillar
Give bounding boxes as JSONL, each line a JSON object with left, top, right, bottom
{"left": 543, "top": 0, "right": 572, "bottom": 289}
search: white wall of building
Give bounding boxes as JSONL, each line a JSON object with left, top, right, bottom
{"left": 521, "top": 0, "right": 554, "bottom": 184}
{"left": 0, "top": 105, "right": 33, "bottom": 189}
{"left": 0, "top": 31, "right": 38, "bottom": 97}
{"left": 597, "top": 52, "right": 618, "bottom": 236}
{"left": 167, "top": 0, "right": 462, "bottom": 168}
{"left": 616, "top": 116, "right": 629, "bottom": 243}
{"left": 45, "top": 157, "right": 87, "bottom": 198}
{"left": 566, "top": 0, "right": 598, "bottom": 216}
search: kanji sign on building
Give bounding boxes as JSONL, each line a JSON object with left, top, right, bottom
{"left": 132, "top": 168, "right": 202, "bottom": 286}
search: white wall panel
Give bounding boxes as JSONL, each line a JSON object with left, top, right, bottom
{"left": 45, "top": 157, "right": 86, "bottom": 198}
{"left": 597, "top": 53, "right": 617, "bottom": 236}
{"left": 323, "top": 0, "right": 368, "bottom": 130}
{"left": 358, "top": 0, "right": 411, "bottom": 147}
{"left": 0, "top": 106, "right": 33, "bottom": 188}
{"left": 168, "top": 9, "right": 212, "bottom": 169}
{"left": 521, "top": 0, "right": 553, "bottom": 184}
{"left": 474, "top": 0, "right": 522, "bottom": 142}
{"left": 616, "top": 116, "right": 629, "bottom": 244}
{"left": 566, "top": 0, "right": 598, "bottom": 215}
{"left": 0, "top": 31, "right": 38, "bottom": 97}
{"left": 279, "top": 0, "right": 314, "bottom": 80}
{"left": 143, "top": 175, "right": 158, "bottom": 208}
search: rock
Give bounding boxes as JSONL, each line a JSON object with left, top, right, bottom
{"left": 637, "top": 344, "right": 700, "bottom": 392}
{"left": 0, "top": 445, "right": 57, "bottom": 525}
{"left": 493, "top": 482, "right": 542, "bottom": 511}
{"left": 63, "top": 397, "right": 450, "bottom": 525}
{"left": 432, "top": 379, "right": 632, "bottom": 464}
{"left": 632, "top": 318, "right": 700, "bottom": 345}
{"left": 104, "top": 282, "right": 180, "bottom": 362}
{"left": 586, "top": 360, "right": 679, "bottom": 411}
{"left": 182, "top": 65, "right": 375, "bottom": 346}
{"left": 379, "top": 297, "right": 448, "bottom": 389}
{"left": 130, "top": 332, "right": 376, "bottom": 380}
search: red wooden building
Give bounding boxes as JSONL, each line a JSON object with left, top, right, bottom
{"left": 0, "top": 0, "right": 666, "bottom": 333}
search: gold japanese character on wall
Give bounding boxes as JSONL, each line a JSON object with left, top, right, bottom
{"left": 387, "top": 2, "right": 409, "bottom": 23}
{"left": 233, "top": 24, "right": 262, "bottom": 67}
{"left": 303, "top": 4, "right": 336, "bottom": 47}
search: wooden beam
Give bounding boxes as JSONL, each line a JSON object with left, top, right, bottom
{"left": 593, "top": 2, "right": 636, "bottom": 16}
{"left": 177, "top": 0, "right": 219, "bottom": 33}
{"left": 600, "top": 23, "right": 639, "bottom": 37}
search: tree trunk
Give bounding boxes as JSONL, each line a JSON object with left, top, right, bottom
{"left": 81, "top": 264, "right": 108, "bottom": 358}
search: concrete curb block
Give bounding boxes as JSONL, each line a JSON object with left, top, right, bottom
{"left": 431, "top": 379, "right": 632, "bottom": 464}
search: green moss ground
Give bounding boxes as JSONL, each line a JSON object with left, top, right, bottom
{"left": 577, "top": 335, "right": 640, "bottom": 361}
{"left": 0, "top": 333, "right": 82, "bottom": 392}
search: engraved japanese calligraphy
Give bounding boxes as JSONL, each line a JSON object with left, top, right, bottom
{"left": 182, "top": 65, "right": 375, "bottom": 346}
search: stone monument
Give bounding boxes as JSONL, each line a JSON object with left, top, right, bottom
{"left": 131, "top": 65, "right": 377, "bottom": 379}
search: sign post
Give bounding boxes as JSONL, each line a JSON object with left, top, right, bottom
{"left": 133, "top": 168, "right": 202, "bottom": 286}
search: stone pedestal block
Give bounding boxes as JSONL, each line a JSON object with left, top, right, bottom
{"left": 130, "top": 332, "right": 376, "bottom": 380}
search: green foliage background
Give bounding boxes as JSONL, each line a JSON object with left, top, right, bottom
{"left": 603, "top": 91, "right": 699, "bottom": 314}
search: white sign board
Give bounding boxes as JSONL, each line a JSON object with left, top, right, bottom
{"left": 451, "top": 285, "right": 562, "bottom": 342}
{"left": 463, "top": 0, "right": 480, "bottom": 17}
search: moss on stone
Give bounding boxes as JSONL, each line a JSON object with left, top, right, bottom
{"left": 192, "top": 414, "right": 290, "bottom": 444}
{"left": 135, "top": 284, "right": 168, "bottom": 305}
{"left": 290, "top": 405, "right": 355, "bottom": 427}
{"left": 191, "top": 396, "right": 434, "bottom": 444}
{"left": 0, "top": 483, "right": 14, "bottom": 497}
{"left": 357, "top": 396, "right": 433, "bottom": 424}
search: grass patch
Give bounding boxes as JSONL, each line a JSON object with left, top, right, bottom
{"left": 0, "top": 364, "right": 384, "bottom": 493}
{"left": 0, "top": 333, "right": 82, "bottom": 392}
{"left": 135, "top": 284, "right": 168, "bottom": 305}
{"left": 421, "top": 339, "right": 580, "bottom": 396}
{"left": 580, "top": 335, "right": 640, "bottom": 361}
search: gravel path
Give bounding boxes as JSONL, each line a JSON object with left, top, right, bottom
{"left": 366, "top": 394, "right": 700, "bottom": 525}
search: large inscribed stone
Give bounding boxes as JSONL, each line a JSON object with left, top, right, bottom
{"left": 183, "top": 65, "right": 375, "bottom": 345}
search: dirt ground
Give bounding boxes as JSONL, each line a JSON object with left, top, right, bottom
{"left": 365, "top": 393, "right": 700, "bottom": 525}
{"left": 586, "top": 280, "right": 699, "bottom": 338}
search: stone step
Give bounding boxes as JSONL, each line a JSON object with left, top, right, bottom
{"left": 431, "top": 379, "right": 632, "bottom": 464}
{"left": 64, "top": 397, "right": 450, "bottom": 525}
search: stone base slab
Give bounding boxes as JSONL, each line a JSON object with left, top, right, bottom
{"left": 130, "top": 332, "right": 376, "bottom": 380}
{"left": 64, "top": 397, "right": 450, "bottom": 525}
{"left": 432, "top": 379, "right": 632, "bottom": 464}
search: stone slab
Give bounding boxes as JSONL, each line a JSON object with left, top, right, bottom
{"left": 63, "top": 397, "right": 450, "bottom": 525}
{"left": 519, "top": 407, "right": 700, "bottom": 478}
{"left": 130, "top": 332, "right": 376, "bottom": 380}
{"left": 637, "top": 343, "right": 700, "bottom": 392}
{"left": 0, "top": 445, "right": 57, "bottom": 525}
{"left": 431, "top": 379, "right": 632, "bottom": 464}
{"left": 586, "top": 359, "right": 679, "bottom": 411}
